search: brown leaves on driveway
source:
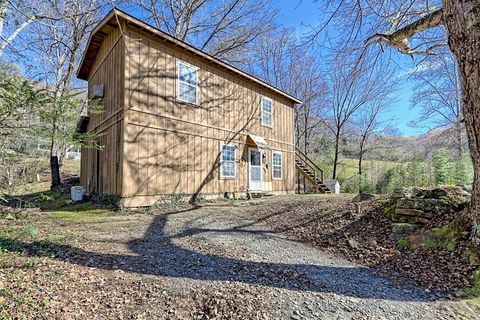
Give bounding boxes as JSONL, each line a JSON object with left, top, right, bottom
{"left": 245, "top": 195, "right": 476, "bottom": 295}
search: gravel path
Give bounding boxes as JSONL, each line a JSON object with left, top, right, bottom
{"left": 67, "top": 203, "right": 459, "bottom": 319}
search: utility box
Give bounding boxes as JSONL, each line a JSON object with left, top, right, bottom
{"left": 71, "top": 186, "right": 85, "bottom": 202}
{"left": 324, "top": 180, "right": 340, "bottom": 194}
{"left": 91, "top": 84, "right": 104, "bottom": 99}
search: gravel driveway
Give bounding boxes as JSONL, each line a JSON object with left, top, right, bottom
{"left": 60, "top": 201, "right": 462, "bottom": 319}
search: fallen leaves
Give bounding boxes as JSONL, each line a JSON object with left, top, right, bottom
{"left": 245, "top": 195, "right": 478, "bottom": 295}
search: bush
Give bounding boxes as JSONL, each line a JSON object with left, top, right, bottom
{"left": 433, "top": 148, "right": 452, "bottom": 185}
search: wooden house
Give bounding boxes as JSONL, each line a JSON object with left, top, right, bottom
{"left": 76, "top": 9, "right": 330, "bottom": 207}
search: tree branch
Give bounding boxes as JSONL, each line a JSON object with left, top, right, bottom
{"left": 366, "top": 8, "right": 444, "bottom": 56}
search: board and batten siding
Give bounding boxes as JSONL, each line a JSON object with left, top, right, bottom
{"left": 80, "top": 26, "right": 125, "bottom": 195}
{"left": 121, "top": 27, "right": 295, "bottom": 206}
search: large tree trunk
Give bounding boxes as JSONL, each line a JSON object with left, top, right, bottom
{"left": 444, "top": 0, "right": 480, "bottom": 243}
{"left": 455, "top": 121, "right": 463, "bottom": 159}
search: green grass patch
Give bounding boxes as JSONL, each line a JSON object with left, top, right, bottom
{"left": 49, "top": 206, "right": 110, "bottom": 223}
{"left": 11, "top": 182, "right": 51, "bottom": 196}
{"left": 397, "top": 238, "right": 412, "bottom": 248}
{"left": 0, "top": 236, "right": 59, "bottom": 256}
{"left": 63, "top": 159, "right": 80, "bottom": 175}
{"left": 460, "top": 270, "right": 480, "bottom": 298}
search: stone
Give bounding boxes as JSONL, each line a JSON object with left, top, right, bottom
{"left": 390, "top": 213, "right": 430, "bottom": 224}
{"left": 395, "top": 198, "right": 453, "bottom": 216}
{"left": 414, "top": 188, "right": 448, "bottom": 199}
{"left": 391, "top": 188, "right": 412, "bottom": 200}
{"left": 391, "top": 223, "right": 422, "bottom": 235}
{"left": 394, "top": 207, "right": 425, "bottom": 217}
{"left": 347, "top": 238, "right": 361, "bottom": 250}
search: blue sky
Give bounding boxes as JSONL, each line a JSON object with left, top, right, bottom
{"left": 277, "top": 0, "right": 424, "bottom": 136}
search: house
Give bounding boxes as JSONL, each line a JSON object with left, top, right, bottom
{"left": 76, "top": 9, "right": 330, "bottom": 207}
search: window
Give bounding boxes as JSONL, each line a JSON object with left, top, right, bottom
{"left": 261, "top": 96, "right": 272, "bottom": 127}
{"left": 272, "top": 151, "right": 282, "bottom": 179}
{"left": 178, "top": 61, "right": 198, "bottom": 104}
{"left": 221, "top": 144, "right": 236, "bottom": 178}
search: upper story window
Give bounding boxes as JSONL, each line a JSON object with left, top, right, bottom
{"left": 178, "top": 61, "right": 198, "bottom": 104}
{"left": 261, "top": 96, "right": 272, "bottom": 127}
{"left": 220, "top": 144, "right": 236, "bottom": 178}
{"left": 272, "top": 151, "right": 282, "bottom": 179}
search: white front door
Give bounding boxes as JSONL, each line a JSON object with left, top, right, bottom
{"left": 248, "top": 148, "right": 263, "bottom": 192}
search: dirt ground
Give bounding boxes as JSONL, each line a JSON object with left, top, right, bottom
{"left": 1, "top": 194, "right": 479, "bottom": 319}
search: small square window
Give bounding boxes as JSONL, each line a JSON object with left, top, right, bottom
{"left": 178, "top": 62, "right": 198, "bottom": 104}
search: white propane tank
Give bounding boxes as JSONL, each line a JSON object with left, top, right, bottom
{"left": 71, "top": 186, "right": 85, "bottom": 202}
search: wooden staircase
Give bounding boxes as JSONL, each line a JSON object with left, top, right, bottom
{"left": 295, "top": 147, "right": 331, "bottom": 194}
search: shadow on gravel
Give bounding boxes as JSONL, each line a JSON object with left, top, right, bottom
{"left": 4, "top": 206, "right": 443, "bottom": 302}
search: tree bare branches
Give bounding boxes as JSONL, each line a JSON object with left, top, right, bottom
{"left": 136, "top": 0, "right": 277, "bottom": 65}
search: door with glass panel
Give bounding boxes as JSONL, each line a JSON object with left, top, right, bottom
{"left": 248, "top": 148, "right": 263, "bottom": 191}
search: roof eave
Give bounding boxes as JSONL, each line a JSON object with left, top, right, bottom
{"left": 77, "top": 8, "right": 303, "bottom": 105}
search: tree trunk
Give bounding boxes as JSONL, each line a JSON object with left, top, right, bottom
{"left": 50, "top": 138, "right": 61, "bottom": 188}
{"left": 50, "top": 155, "right": 61, "bottom": 188}
{"left": 358, "top": 150, "right": 363, "bottom": 194}
{"left": 332, "top": 128, "right": 341, "bottom": 180}
{"left": 444, "top": 0, "right": 480, "bottom": 243}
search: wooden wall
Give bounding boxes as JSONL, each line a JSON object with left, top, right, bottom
{"left": 80, "top": 26, "right": 125, "bottom": 195}
{"left": 121, "top": 27, "right": 296, "bottom": 205}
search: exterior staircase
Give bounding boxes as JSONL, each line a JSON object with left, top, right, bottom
{"left": 295, "top": 147, "right": 331, "bottom": 194}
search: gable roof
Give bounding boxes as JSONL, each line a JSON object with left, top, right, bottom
{"left": 77, "top": 8, "right": 302, "bottom": 105}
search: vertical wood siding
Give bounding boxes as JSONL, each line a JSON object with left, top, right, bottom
{"left": 121, "top": 27, "right": 295, "bottom": 205}
{"left": 80, "top": 27, "right": 125, "bottom": 195}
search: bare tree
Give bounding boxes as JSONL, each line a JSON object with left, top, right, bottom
{"left": 253, "top": 29, "right": 328, "bottom": 191}
{"left": 254, "top": 29, "right": 327, "bottom": 153}
{"left": 0, "top": 0, "right": 41, "bottom": 59}
{"left": 26, "top": 0, "right": 109, "bottom": 188}
{"left": 323, "top": 49, "right": 395, "bottom": 180}
{"left": 352, "top": 100, "right": 395, "bottom": 192}
{"left": 410, "top": 50, "right": 464, "bottom": 158}
{"left": 321, "top": 0, "right": 480, "bottom": 243}
{"left": 136, "top": 0, "right": 277, "bottom": 65}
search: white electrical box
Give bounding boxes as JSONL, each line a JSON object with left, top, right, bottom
{"left": 92, "top": 84, "right": 104, "bottom": 98}
{"left": 71, "top": 186, "right": 85, "bottom": 202}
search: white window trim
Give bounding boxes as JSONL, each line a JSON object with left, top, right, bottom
{"left": 177, "top": 60, "right": 199, "bottom": 105}
{"left": 261, "top": 96, "right": 273, "bottom": 128}
{"left": 220, "top": 143, "right": 237, "bottom": 179}
{"left": 272, "top": 151, "right": 282, "bottom": 180}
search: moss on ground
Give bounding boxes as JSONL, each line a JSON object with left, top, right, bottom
{"left": 49, "top": 208, "right": 109, "bottom": 223}
{"left": 460, "top": 270, "right": 480, "bottom": 298}
{"left": 383, "top": 204, "right": 396, "bottom": 219}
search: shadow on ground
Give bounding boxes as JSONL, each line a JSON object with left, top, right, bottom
{"left": 2, "top": 205, "right": 442, "bottom": 303}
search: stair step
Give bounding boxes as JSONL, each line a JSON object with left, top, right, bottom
{"left": 295, "top": 150, "right": 331, "bottom": 194}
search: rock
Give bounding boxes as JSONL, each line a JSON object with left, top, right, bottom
{"left": 454, "top": 187, "right": 471, "bottom": 197}
{"left": 394, "top": 207, "right": 426, "bottom": 217}
{"left": 391, "top": 188, "right": 412, "bottom": 199}
{"left": 391, "top": 213, "right": 429, "bottom": 224}
{"left": 414, "top": 188, "right": 448, "bottom": 199}
{"left": 347, "top": 238, "right": 361, "bottom": 250}
{"left": 391, "top": 223, "right": 422, "bottom": 236}
{"left": 395, "top": 199, "right": 445, "bottom": 215}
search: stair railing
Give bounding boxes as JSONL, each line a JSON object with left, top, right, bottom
{"left": 295, "top": 147, "right": 324, "bottom": 183}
